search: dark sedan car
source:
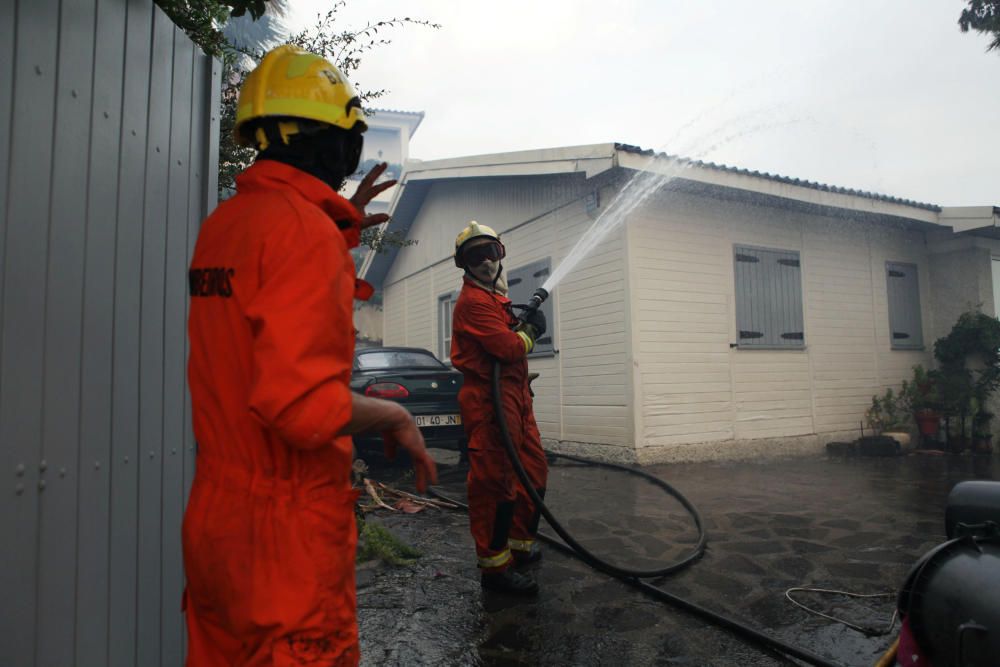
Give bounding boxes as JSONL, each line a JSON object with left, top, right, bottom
{"left": 350, "top": 347, "right": 466, "bottom": 454}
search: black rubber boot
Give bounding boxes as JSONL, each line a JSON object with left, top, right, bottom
{"left": 481, "top": 569, "right": 539, "bottom": 596}
{"left": 512, "top": 544, "right": 542, "bottom": 568}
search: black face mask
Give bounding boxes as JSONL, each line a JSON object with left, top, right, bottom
{"left": 254, "top": 121, "right": 363, "bottom": 192}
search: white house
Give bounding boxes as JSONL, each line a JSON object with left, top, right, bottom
{"left": 348, "top": 108, "right": 424, "bottom": 343}
{"left": 347, "top": 108, "right": 424, "bottom": 215}
{"left": 361, "top": 143, "right": 1000, "bottom": 463}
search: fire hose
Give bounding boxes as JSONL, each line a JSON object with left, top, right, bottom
{"left": 428, "top": 287, "right": 844, "bottom": 667}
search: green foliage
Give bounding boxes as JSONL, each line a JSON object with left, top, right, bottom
{"left": 866, "top": 387, "right": 910, "bottom": 433}
{"left": 898, "top": 364, "right": 941, "bottom": 415}
{"left": 959, "top": 0, "right": 1000, "bottom": 52}
{"left": 154, "top": 0, "right": 231, "bottom": 55}
{"left": 356, "top": 518, "right": 422, "bottom": 566}
{"left": 933, "top": 309, "right": 1000, "bottom": 439}
{"left": 154, "top": 0, "right": 279, "bottom": 55}
{"left": 361, "top": 227, "right": 417, "bottom": 255}
{"left": 161, "top": 0, "right": 438, "bottom": 253}
{"left": 228, "top": 0, "right": 270, "bottom": 20}
{"left": 216, "top": 4, "right": 437, "bottom": 200}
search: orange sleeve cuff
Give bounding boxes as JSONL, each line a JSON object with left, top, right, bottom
{"left": 268, "top": 378, "right": 353, "bottom": 450}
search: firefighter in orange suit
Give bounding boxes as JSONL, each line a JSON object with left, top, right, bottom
{"left": 183, "top": 45, "right": 437, "bottom": 666}
{"left": 450, "top": 222, "right": 549, "bottom": 595}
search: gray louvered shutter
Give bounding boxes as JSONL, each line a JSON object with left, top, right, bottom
{"left": 886, "top": 262, "right": 923, "bottom": 349}
{"left": 507, "top": 259, "right": 553, "bottom": 354}
{"left": 734, "top": 246, "right": 804, "bottom": 348}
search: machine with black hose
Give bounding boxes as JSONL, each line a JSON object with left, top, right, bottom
{"left": 889, "top": 481, "right": 1000, "bottom": 667}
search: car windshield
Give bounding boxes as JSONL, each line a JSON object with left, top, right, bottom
{"left": 356, "top": 350, "right": 445, "bottom": 370}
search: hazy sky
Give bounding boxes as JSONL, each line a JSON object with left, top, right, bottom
{"left": 289, "top": 1, "right": 999, "bottom": 206}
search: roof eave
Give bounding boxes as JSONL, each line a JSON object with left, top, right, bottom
{"left": 939, "top": 205, "right": 1000, "bottom": 235}
{"left": 401, "top": 143, "right": 619, "bottom": 180}
{"left": 616, "top": 149, "right": 943, "bottom": 226}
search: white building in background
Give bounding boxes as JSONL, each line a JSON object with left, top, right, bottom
{"left": 348, "top": 108, "right": 424, "bottom": 216}
{"left": 348, "top": 109, "right": 424, "bottom": 345}
{"left": 360, "top": 142, "right": 1000, "bottom": 463}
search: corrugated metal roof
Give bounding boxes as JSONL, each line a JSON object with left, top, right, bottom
{"left": 614, "top": 143, "right": 942, "bottom": 212}
{"left": 369, "top": 108, "right": 425, "bottom": 117}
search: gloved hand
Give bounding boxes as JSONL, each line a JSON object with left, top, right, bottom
{"left": 518, "top": 307, "right": 547, "bottom": 341}
{"left": 381, "top": 408, "right": 438, "bottom": 492}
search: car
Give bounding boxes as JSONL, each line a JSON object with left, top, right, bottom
{"left": 350, "top": 346, "right": 466, "bottom": 456}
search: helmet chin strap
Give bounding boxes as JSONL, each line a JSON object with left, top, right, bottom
{"left": 492, "top": 261, "right": 504, "bottom": 291}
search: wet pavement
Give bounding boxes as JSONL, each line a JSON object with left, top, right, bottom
{"left": 356, "top": 451, "right": 1000, "bottom": 666}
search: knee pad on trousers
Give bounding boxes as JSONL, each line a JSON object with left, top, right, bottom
{"left": 489, "top": 501, "right": 515, "bottom": 551}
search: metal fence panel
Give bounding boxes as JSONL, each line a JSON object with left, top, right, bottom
{"left": 35, "top": 0, "right": 98, "bottom": 664}
{"left": 75, "top": 0, "right": 129, "bottom": 663}
{"left": 135, "top": 8, "right": 175, "bottom": 665}
{"left": 0, "top": 0, "right": 14, "bottom": 309}
{"left": 161, "top": 30, "right": 197, "bottom": 667}
{"left": 184, "top": 51, "right": 212, "bottom": 517}
{"left": 0, "top": 0, "right": 60, "bottom": 663}
{"left": 108, "top": 3, "right": 154, "bottom": 662}
{"left": 2, "top": 1, "right": 218, "bottom": 662}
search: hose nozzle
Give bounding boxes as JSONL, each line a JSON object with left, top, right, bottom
{"left": 527, "top": 287, "right": 549, "bottom": 312}
{"left": 516, "top": 287, "right": 549, "bottom": 323}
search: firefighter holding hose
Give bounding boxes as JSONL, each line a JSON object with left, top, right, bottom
{"left": 450, "top": 221, "right": 549, "bottom": 595}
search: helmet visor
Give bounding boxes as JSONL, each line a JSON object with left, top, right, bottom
{"left": 463, "top": 240, "right": 504, "bottom": 266}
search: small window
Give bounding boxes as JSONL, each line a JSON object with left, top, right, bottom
{"left": 438, "top": 292, "right": 458, "bottom": 361}
{"left": 886, "top": 262, "right": 923, "bottom": 349}
{"left": 356, "top": 349, "right": 446, "bottom": 370}
{"left": 506, "top": 258, "right": 554, "bottom": 355}
{"left": 733, "top": 245, "right": 804, "bottom": 348}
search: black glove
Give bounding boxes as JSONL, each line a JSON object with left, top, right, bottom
{"left": 522, "top": 307, "right": 547, "bottom": 340}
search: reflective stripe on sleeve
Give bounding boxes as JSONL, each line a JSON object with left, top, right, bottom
{"left": 516, "top": 331, "right": 534, "bottom": 354}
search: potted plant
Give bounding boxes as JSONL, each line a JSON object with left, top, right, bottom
{"left": 902, "top": 366, "right": 941, "bottom": 438}
{"left": 973, "top": 409, "right": 994, "bottom": 454}
{"left": 865, "top": 387, "right": 912, "bottom": 449}
{"left": 933, "top": 310, "right": 1000, "bottom": 454}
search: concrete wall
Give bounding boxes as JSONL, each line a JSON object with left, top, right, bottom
{"left": 628, "top": 190, "right": 935, "bottom": 463}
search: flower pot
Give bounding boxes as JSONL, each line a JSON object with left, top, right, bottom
{"left": 915, "top": 412, "right": 941, "bottom": 437}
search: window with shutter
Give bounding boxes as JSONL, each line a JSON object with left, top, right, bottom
{"left": 885, "top": 262, "right": 923, "bottom": 349}
{"left": 733, "top": 245, "right": 805, "bottom": 348}
{"left": 506, "top": 258, "right": 554, "bottom": 355}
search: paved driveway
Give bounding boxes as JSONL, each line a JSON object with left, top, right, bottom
{"left": 357, "top": 452, "right": 999, "bottom": 666}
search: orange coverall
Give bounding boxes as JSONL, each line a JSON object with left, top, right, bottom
{"left": 450, "top": 277, "right": 549, "bottom": 571}
{"left": 184, "top": 159, "right": 366, "bottom": 666}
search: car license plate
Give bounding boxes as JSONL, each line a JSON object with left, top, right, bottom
{"left": 415, "top": 414, "right": 461, "bottom": 427}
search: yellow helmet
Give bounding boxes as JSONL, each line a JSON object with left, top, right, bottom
{"left": 234, "top": 44, "right": 366, "bottom": 147}
{"left": 454, "top": 221, "right": 504, "bottom": 268}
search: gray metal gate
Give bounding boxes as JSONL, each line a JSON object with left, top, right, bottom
{"left": 0, "top": 0, "right": 220, "bottom": 664}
